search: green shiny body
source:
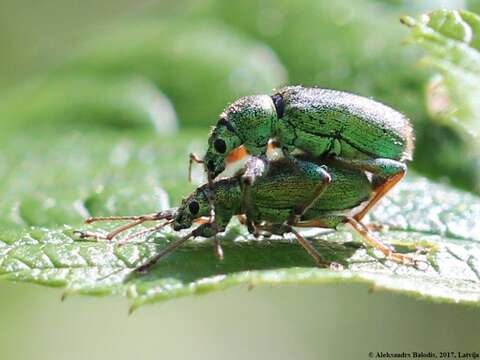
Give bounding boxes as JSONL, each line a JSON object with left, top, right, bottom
{"left": 275, "top": 86, "right": 413, "bottom": 160}
{"left": 204, "top": 86, "right": 413, "bottom": 178}
{"left": 248, "top": 158, "right": 372, "bottom": 226}
{"left": 174, "top": 157, "right": 373, "bottom": 237}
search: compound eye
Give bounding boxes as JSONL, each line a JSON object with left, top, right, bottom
{"left": 188, "top": 201, "right": 200, "bottom": 215}
{"left": 213, "top": 139, "right": 227, "bottom": 154}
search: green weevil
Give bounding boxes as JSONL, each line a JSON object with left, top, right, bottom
{"left": 78, "top": 155, "right": 418, "bottom": 272}
{"left": 190, "top": 85, "right": 414, "bottom": 223}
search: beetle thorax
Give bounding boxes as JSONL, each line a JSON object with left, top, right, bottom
{"left": 225, "top": 95, "right": 277, "bottom": 149}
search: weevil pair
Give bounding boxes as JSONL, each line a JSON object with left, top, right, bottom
{"left": 77, "top": 86, "right": 417, "bottom": 271}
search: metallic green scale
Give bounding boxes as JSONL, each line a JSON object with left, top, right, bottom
{"left": 174, "top": 157, "right": 373, "bottom": 237}
{"left": 276, "top": 87, "right": 413, "bottom": 160}
{"left": 249, "top": 158, "right": 371, "bottom": 225}
{"left": 203, "top": 86, "right": 414, "bottom": 178}
{"left": 79, "top": 155, "right": 416, "bottom": 271}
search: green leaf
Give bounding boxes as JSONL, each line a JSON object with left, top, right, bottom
{"left": 0, "top": 129, "right": 198, "bottom": 228}
{"left": 0, "top": 129, "right": 479, "bottom": 311}
{"left": 402, "top": 10, "right": 480, "bottom": 138}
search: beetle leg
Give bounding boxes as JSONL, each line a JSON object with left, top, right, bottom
{"left": 83, "top": 219, "right": 145, "bottom": 241}
{"left": 117, "top": 220, "right": 173, "bottom": 246}
{"left": 204, "top": 148, "right": 250, "bottom": 233}
{"left": 328, "top": 157, "right": 406, "bottom": 221}
{"left": 236, "top": 214, "right": 263, "bottom": 236}
{"left": 75, "top": 211, "right": 174, "bottom": 241}
{"left": 241, "top": 155, "right": 268, "bottom": 186}
{"left": 295, "top": 216, "right": 420, "bottom": 267}
{"left": 188, "top": 153, "right": 204, "bottom": 183}
{"left": 288, "top": 175, "right": 331, "bottom": 225}
{"left": 203, "top": 180, "right": 220, "bottom": 236}
{"left": 355, "top": 171, "right": 405, "bottom": 221}
{"left": 296, "top": 217, "right": 419, "bottom": 267}
{"left": 277, "top": 148, "right": 334, "bottom": 225}
{"left": 237, "top": 214, "right": 247, "bottom": 225}
{"left": 240, "top": 156, "right": 269, "bottom": 232}
{"left": 135, "top": 222, "right": 219, "bottom": 273}
{"left": 286, "top": 159, "right": 332, "bottom": 225}
{"left": 288, "top": 226, "right": 331, "bottom": 268}
{"left": 135, "top": 229, "right": 196, "bottom": 273}
{"left": 84, "top": 212, "right": 170, "bottom": 224}
{"left": 346, "top": 217, "right": 419, "bottom": 266}
{"left": 254, "top": 222, "right": 331, "bottom": 268}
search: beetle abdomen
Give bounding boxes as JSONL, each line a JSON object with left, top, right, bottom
{"left": 275, "top": 86, "right": 414, "bottom": 161}
{"left": 251, "top": 160, "right": 372, "bottom": 218}
{"left": 309, "top": 166, "right": 372, "bottom": 212}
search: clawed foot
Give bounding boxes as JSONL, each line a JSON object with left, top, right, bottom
{"left": 73, "top": 230, "right": 109, "bottom": 241}
{"left": 329, "top": 261, "right": 343, "bottom": 271}
{"left": 287, "top": 213, "right": 301, "bottom": 227}
{"left": 385, "top": 251, "right": 428, "bottom": 270}
{"left": 365, "top": 223, "right": 389, "bottom": 232}
{"left": 313, "top": 259, "right": 343, "bottom": 271}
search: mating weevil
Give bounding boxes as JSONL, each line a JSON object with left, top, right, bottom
{"left": 78, "top": 155, "right": 419, "bottom": 272}
{"left": 191, "top": 86, "right": 414, "bottom": 222}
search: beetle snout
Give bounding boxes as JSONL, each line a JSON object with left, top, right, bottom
{"left": 173, "top": 213, "right": 192, "bottom": 231}
{"left": 207, "top": 160, "right": 215, "bottom": 172}
{"left": 173, "top": 223, "right": 184, "bottom": 231}
{"left": 173, "top": 219, "right": 188, "bottom": 231}
{"left": 208, "top": 160, "right": 225, "bottom": 179}
{"left": 204, "top": 150, "right": 226, "bottom": 179}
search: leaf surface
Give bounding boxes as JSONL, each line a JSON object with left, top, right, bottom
{"left": 0, "top": 130, "right": 479, "bottom": 311}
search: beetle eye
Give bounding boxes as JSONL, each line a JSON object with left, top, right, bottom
{"left": 188, "top": 201, "right": 200, "bottom": 215}
{"left": 213, "top": 139, "right": 227, "bottom": 154}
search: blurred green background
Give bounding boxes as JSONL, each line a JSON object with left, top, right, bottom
{"left": 1, "top": 0, "right": 479, "bottom": 359}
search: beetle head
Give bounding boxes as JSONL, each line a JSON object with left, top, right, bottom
{"left": 173, "top": 185, "right": 210, "bottom": 231}
{"left": 204, "top": 95, "right": 276, "bottom": 179}
{"left": 204, "top": 117, "right": 242, "bottom": 179}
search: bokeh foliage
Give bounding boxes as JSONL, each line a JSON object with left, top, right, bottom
{"left": 2, "top": 0, "right": 479, "bottom": 192}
